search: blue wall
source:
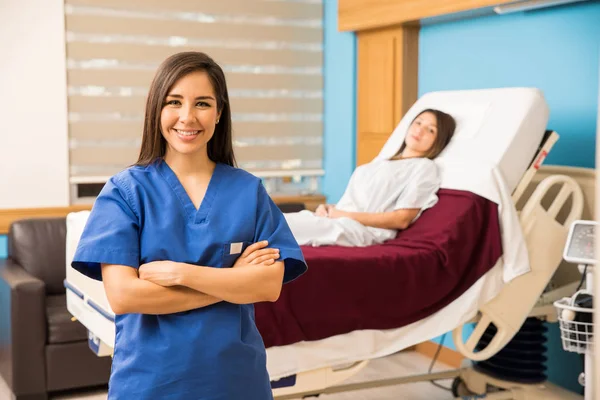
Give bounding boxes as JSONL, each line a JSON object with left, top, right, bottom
{"left": 323, "top": 0, "right": 356, "bottom": 203}
{"left": 0, "top": 236, "right": 6, "bottom": 259}
{"left": 419, "top": 2, "right": 600, "bottom": 168}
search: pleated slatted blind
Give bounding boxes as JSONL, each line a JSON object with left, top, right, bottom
{"left": 65, "top": 0, "right": 323, "bottom": 181}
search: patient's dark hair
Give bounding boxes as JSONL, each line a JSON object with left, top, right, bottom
{"left": 397, "top": 109, "right": 456, "bottom": 160}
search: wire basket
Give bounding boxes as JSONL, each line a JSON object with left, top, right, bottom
{"left": 554, "top": 297, "right": 594, "bottom": 355}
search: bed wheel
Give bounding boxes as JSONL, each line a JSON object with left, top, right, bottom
{"left": 451, "top": 377, "right": 476, "bottom": 397}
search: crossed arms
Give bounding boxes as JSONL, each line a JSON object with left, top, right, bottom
{"left": 101, "top": 241, "right": 283, "bottom": 315}
{"left": 102, "top": 206, "right": 420, "bottom": 316}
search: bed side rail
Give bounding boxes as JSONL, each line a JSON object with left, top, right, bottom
{"left": 453, "top": 174, "right": 583, "bottom": 361}
{"left": 512, "top": 130, "right": 558, "bottom": 204}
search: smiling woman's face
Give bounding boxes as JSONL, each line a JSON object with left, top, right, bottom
{"left": 160, "top": 70, "right": 222, "bottom": 159}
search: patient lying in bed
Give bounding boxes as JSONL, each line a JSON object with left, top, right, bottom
{"left": 285, "top": 109, "right": 456, "bottom": 247}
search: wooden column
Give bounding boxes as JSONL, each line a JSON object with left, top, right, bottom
{"left": 356, "top": 25, "right": 419, "bottom": 166}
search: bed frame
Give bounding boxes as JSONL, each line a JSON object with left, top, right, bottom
{"left": 269, "top": 131, "right": 585, "bottom": 399}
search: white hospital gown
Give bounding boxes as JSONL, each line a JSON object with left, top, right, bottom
{"left": 285, "top": 157, "right": 441, "bottom": 247}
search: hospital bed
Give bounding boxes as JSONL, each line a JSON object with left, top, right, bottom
{"left": 64, "top": 87, "right": 585, "bottom": 399}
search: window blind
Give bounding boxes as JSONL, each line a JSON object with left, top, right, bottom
{"left": 65, "top": 0, "right": 323, "bottom": 183}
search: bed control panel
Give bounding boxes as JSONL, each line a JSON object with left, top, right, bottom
{"left": 563, "top": 220, "right": 597, "bottom": 265}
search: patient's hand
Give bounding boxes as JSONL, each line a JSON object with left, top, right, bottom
{"left": 327, "top": 207, "right": 350, "bottom": 219}
{"left": 316, "top": 204, "right": 338, "bottom": 217}
{"left": 315, "top": 204, "right": 329, "bottom": 217}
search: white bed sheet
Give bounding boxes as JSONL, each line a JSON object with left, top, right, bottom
{"left": 266, "top": 260, "right": 505, "bottom": 381}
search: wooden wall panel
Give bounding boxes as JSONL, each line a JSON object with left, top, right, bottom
{"left": 339, "top": 0, "right": 517, "bottom": 32}
{"left": 357, "top": 29, "right": 397, "bottom": 135}
{"left": 395, "top": 26, "right": 420, "bottom": 126}
{"left": 356, "top": 26, "right": 419, "bottom": 166}
{"left": 356, "top": 133, "right": 393, "bottom": 167}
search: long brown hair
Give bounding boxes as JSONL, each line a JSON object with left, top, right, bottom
{"left": 396, "top": 108, "right": 456, "bottom": 159}
{"left": 136, "top": 52, "right": 236, "bottom": 167}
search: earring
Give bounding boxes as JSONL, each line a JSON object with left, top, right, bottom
{"left": 216, "top": 119, "right": 220, "bottom": 124}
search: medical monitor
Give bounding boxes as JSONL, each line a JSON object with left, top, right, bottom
{"left": 563, "top": 220, "right": 597, "bottom": 265}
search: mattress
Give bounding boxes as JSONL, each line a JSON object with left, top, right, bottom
{"left": 255, "top": 189, "right": 503, "bottom": 352}
{"left": 266, "top": 260, "right": 505, "bottom": 381}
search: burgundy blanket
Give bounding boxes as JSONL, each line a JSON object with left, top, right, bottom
{"left": 255, "top": 189, "right": 503, "bottom": 349}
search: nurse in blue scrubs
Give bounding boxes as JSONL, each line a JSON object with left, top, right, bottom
{"left": 71, "top": 51, "right": 307, "bottom": 400}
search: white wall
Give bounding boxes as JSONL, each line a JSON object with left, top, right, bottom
{"left": 0, "top": 0, "right": 69, "bottom": 208}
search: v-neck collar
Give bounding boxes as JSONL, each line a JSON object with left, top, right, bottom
{"left": 157, "top": 159, "right": 222, "bottom": 224}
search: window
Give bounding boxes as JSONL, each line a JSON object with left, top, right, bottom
{"left": 65, "top": 0, "right": 323, "bottom": 202}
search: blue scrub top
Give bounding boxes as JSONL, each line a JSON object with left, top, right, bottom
{"left": 72, "top": 160, "right": 307, "bottom": 400}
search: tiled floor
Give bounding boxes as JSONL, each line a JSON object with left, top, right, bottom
{"left": 0, "top": 351, "right": 455, "bottom": 400}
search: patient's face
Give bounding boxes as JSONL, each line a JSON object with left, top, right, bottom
{"left": 405, "top": 111, "right": 438, "bottom": 156}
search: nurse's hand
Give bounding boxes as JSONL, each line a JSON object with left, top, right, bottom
{"left": 233, "top": 241, "right": 280, "bottom": 268}
{"left": 138, "top": 261, "right": 180, "bottom": 287}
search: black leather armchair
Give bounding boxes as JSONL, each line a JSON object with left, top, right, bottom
{"left": 0, "top": 218, "right": 111, "bottom": 400}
